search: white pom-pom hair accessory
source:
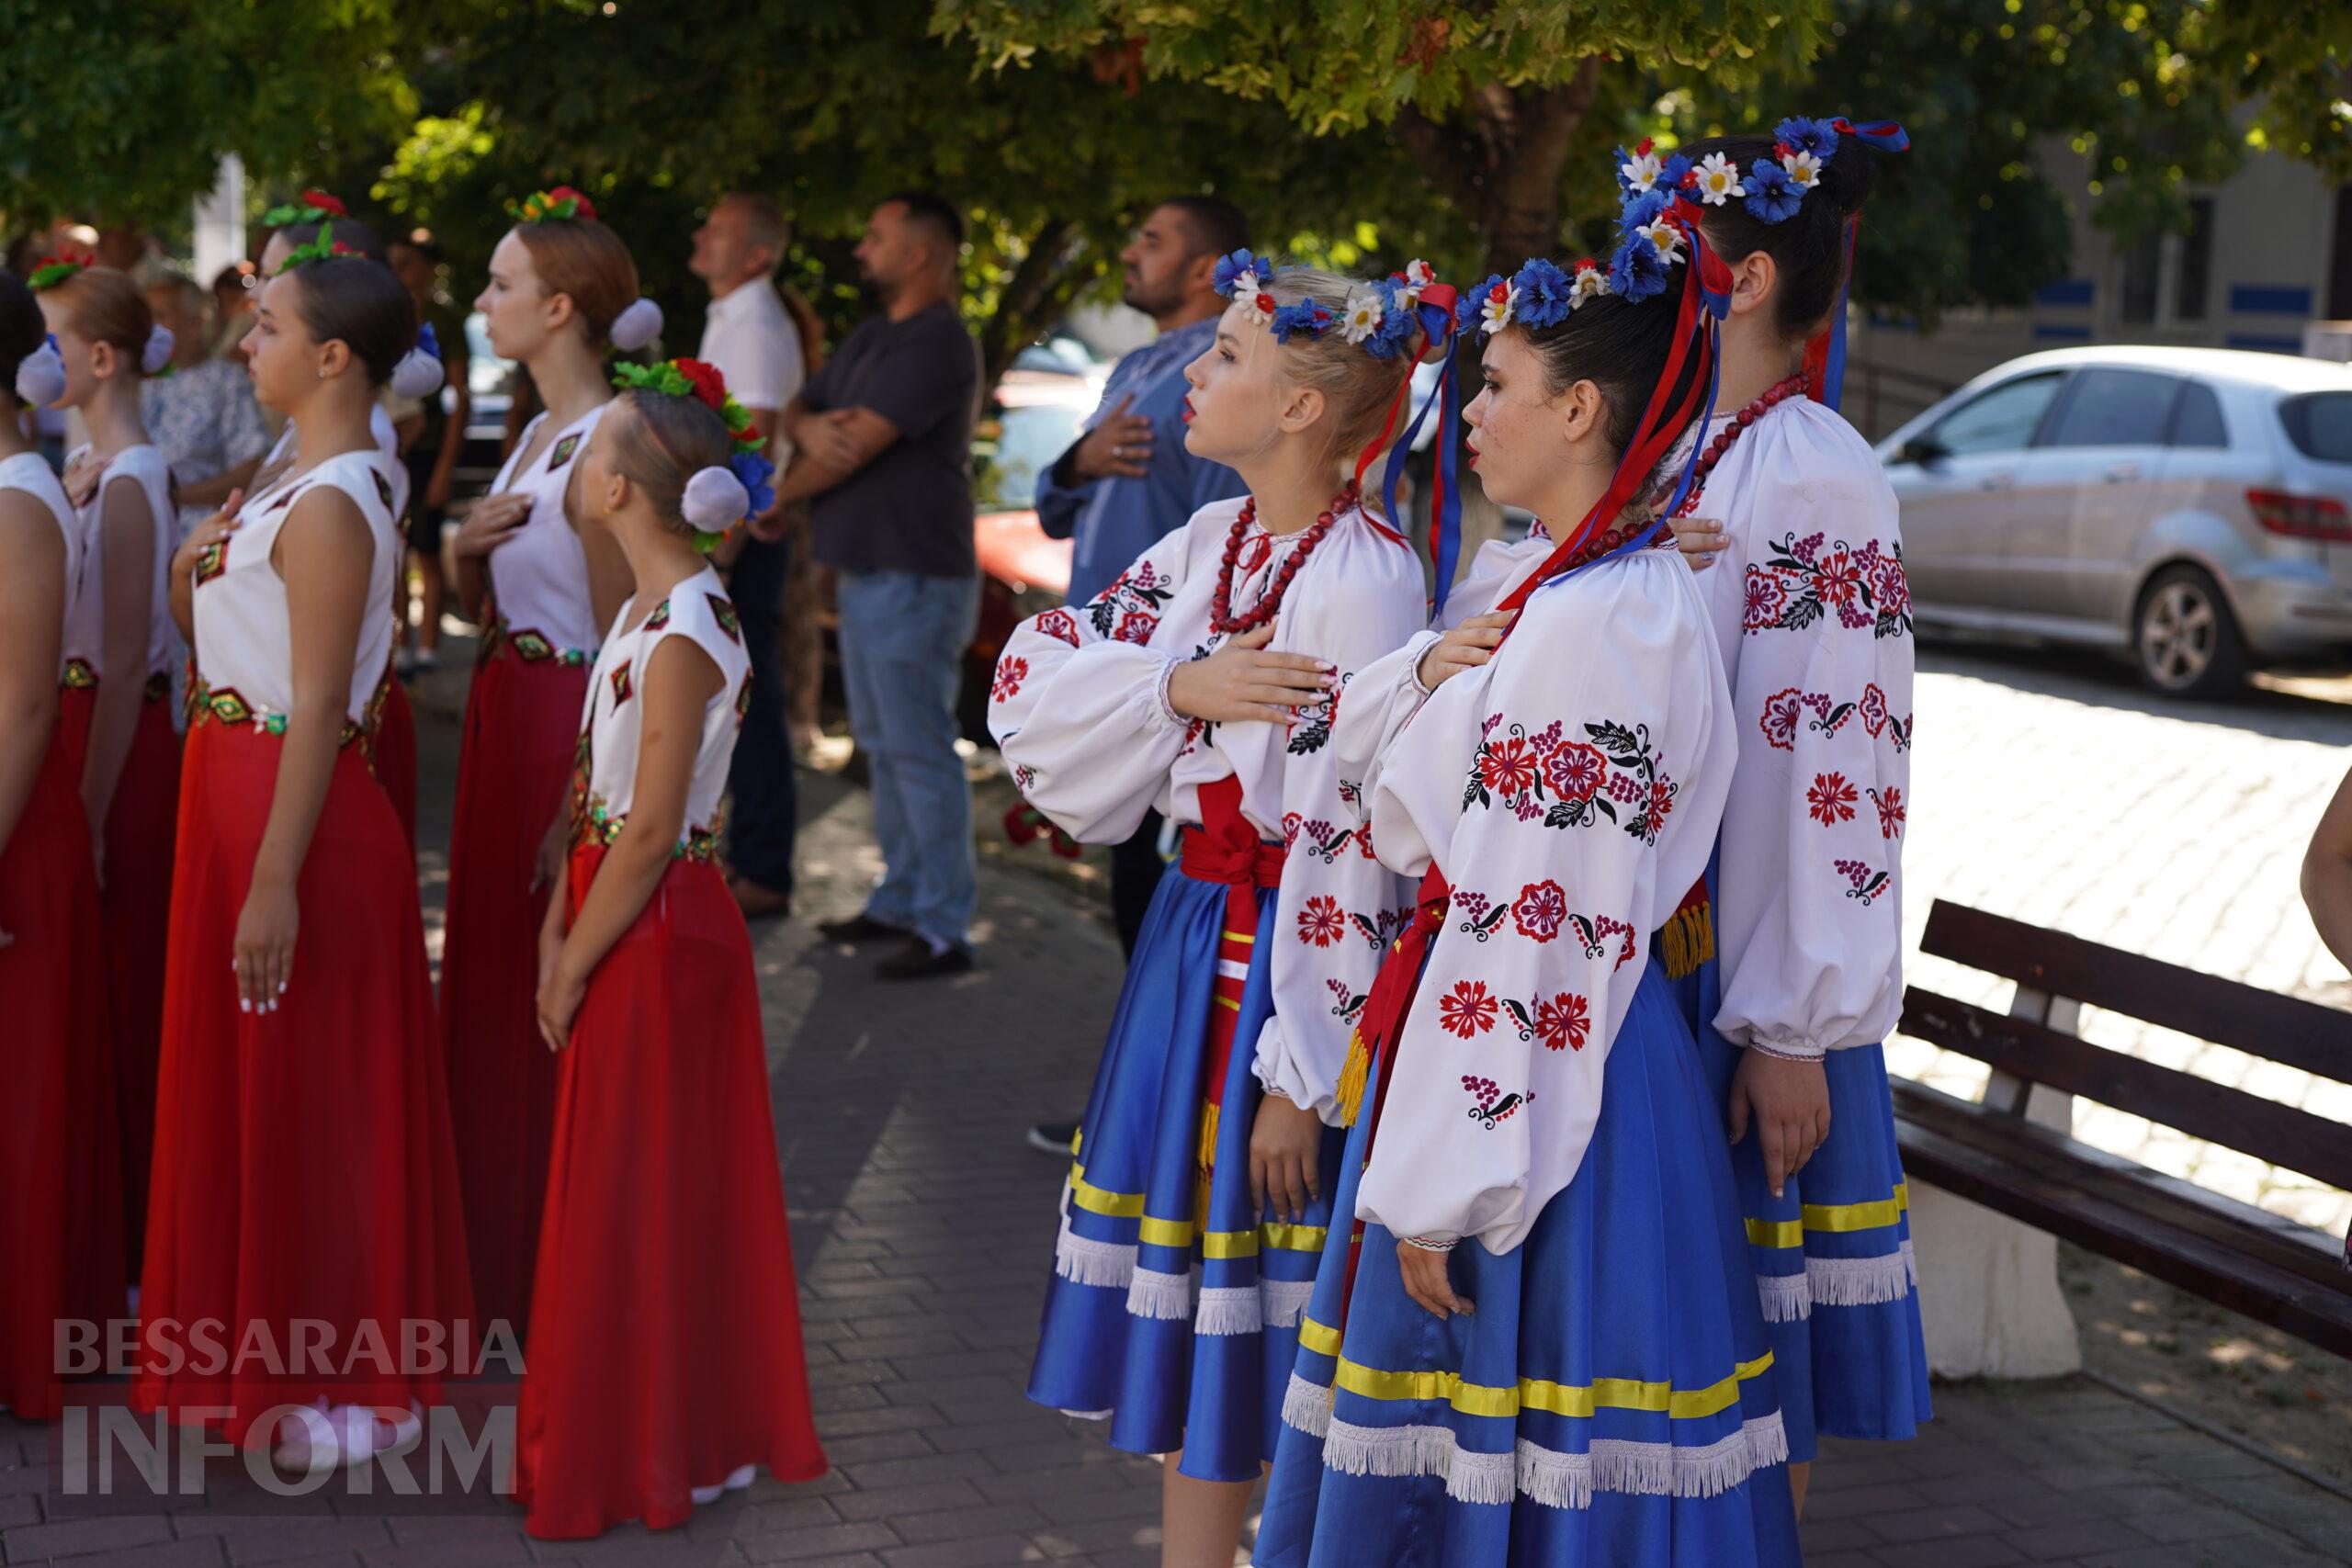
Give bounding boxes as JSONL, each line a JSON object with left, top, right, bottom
{"left": 390, "top": 321, "right": 446, "bottom": 400}
{"left": 681, "top": 465, "right": 752, "bottom": 532}
{"left": 141, "top": 326, "right": 176, "bottom": 376}
{"left": 15, "top": 333, "right": 65, "bottom": 408}
{"left": 609, "top": 297, "right": 663, "bottom": 353}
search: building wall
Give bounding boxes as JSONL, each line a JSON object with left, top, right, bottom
{"left": 1843, "top": 141, "right": 2346, "bottom": 437}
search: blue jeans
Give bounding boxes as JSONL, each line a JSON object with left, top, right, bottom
{"left": 723, "top": 535, "right": 798, "bottom": 896}
{"left": 835, "top": 569, "right": 980, "bottom": 948}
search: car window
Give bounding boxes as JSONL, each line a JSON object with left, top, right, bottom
{"left": 974, "top": 402, "right": 1083, "bottom": 512}
{"left": 1930, "top": 372, "right": 2064, "bottom": 457}
{"left": 2167, "top": 382, "right": 2228, "bottom": 448}
{"left": 2042, "top": 368, "right": 2178, "bottom": 447}
{"left": 2280, "top": 393, "right": 2352, "bottom": 463}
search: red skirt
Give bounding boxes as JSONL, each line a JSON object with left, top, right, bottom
{"left": 438, "top": 652, "right": 587, "bottom": 1338}
{"left": 375, "top": 675, "right": 418, "bottom": 859}
{"left": 513, "top": 842, "right": 826, "bottom": 1540}
{"left": 105, "top": 684, "right": 183, "bottom": 1274}
{"left": 0, "top": 722, "right": 127, "bottom": 1419}
{"left": 134, "top": 720, "right": 472, "bottom": 1443}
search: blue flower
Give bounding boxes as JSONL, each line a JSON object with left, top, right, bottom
{"left": 414, "top": 321, "right": 441, "bottom": 362}
{"left": 1270, "top": 300, "right": 1334, "bottom": 343}
{"left": 1361, "top": 279, "right": 1419, "bottom": 359}
{"left": 1512, "top": 257, "right": 1574, "bottom": 330}
{"left": 1458, "top": 276, "right": 1506, "bottom": 335}
{"left": 1618, "top": 187, "right": 1671, "bottom": 239}
{"left": 1743, "top": 159, "right": 1804, "bottom": 224}
{"left": 1608, "top": 236, "right": 1671, "bottom": 303}
{"left": 1774, "top": 116, "right": 1840, "bottom": 160}
{"left": 730, "top": 450, "right": 776, "bottom": 522}
{"left": 1212, "top": 248, "right": 1262, "bottom": 299}
{"left": 1659, "top": 152, "right": 1694, "bottom": 194}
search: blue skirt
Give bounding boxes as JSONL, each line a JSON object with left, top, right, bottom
{"left": 1027, "top": 857, "right": 1346, "bottom": 1483}
{"left": 1256, "top": 961, "right": 1801, "bottom": 1568}
{"left": 1679, "top": 941, "right": 1934, "bottom": 1456}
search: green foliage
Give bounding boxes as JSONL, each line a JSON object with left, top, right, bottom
{"left": 0, "top": 0, "right": 410, "bottom": 226}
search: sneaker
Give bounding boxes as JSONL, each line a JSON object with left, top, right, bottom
{"left": 690, "top": 1463, "right": 757, "bottom": 1506}
{"left": 874, "top": 936, "right": 975, "bottom": 982}
{"left": 816, "top": 912, "right": 910, "bottom": 944}
{"left": 1026, "top": 1121, "right": 1080, "bottom": 1157}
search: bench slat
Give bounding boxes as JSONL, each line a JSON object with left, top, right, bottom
{"left": 1900, "top": 987, "right": 2352, "bottom": 1193}
{"left": 1891, "top": 1079, "right": 2344, "bottom": 1288}
{"left": 1893, "top": 1083, "right": 2352, "bottom": 1359}
{"left": 1917, "top": 902, "right": 2352, "bottom": 1088}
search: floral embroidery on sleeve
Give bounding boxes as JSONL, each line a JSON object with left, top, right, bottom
{"left": 990, "top": 656, "right": 1028, "bottom": 705}
{"left": 1461, "top": 1076, "right": 1532, "bottom": 1130}
{"left": 1297, "top": 895, "right": 1347, "bottom": 947}
{"left": 1745, "top": 533, "right": 1912, "bottom": 640}
{"left": 1033, "top": 607, "right": 1080, "bottom": 647}
{"left": 1088, "top": 560, "right": 1175, "bottom": 642}
{"left": 1761, "top": 684, "right": 1914, "bottom": 753}
{"left": 1871, "top": 785, "right": 1905, "bottom": 840}
{"left": 1805, "top": 771, "right": 1860, "bottom": 826}
{"left": 1499, "top": 990, "right": 1591, "bottom": 1052}
{"left": 1438, "top": 980, "right": 1499, "bottom": 1038}
{"left": 1837, "top": 858, "right": 1893, "bottom": 905}
{"left": 1464, "top": 715, "right": 1677, "bottom": 844}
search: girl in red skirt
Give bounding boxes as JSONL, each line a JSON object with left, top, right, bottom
{"left": 137, "top": 241, "right": 472, "bottom": 1472}
{"left": 442, "top": 186, "right": 656, "bottom": 1338}
{"left": 0, "top": 276, "right": 127, "bottom": 1418}
{"left": 514, "top": 362, "right": 822, "bottom": 1539}
{"left": 253, "top": 197, "right": 426, "bottom": 851}
{"left": 37, "top": 259, "right": 186, "bottom": 1275}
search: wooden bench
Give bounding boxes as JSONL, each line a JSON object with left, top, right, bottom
{"left": 1893, "top": 900, "right": 2352, "bottom": 1358}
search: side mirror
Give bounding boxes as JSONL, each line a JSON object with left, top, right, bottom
{"left": 1896, "top": 434, "right": 1949, "bottom": 468}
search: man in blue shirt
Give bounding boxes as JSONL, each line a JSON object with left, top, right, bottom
{"left": 1024, "top": 197, "right": 1250, "bottom": 1154}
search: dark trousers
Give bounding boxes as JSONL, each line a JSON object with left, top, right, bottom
{"left": 1109, "top": 808, "right": 1169, "bottom": 959}
{"left": 725, "top": 535, "right": 798, "bottom": 897}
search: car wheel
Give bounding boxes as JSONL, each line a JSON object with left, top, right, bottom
{"left": 2133, "top": 564, "right": 2246, "bottom": 699}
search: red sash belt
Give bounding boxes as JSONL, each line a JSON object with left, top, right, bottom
{"left": 1180, "top": 774, "right": 1288, "bottom": 1136}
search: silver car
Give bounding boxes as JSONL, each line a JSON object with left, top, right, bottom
{"left": 1878, "top": 346, "right": 2352, "bottom": 696}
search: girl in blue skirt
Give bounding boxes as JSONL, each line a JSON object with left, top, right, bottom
{"left": 989, "top": 256, "right": 1442, "bottom": 1565}
{"left": 1652, "top": 117, "right": 1933, "bottom": 1510}
{"left": 1258, "top": 216, "right": 1804, "bottom": 1564}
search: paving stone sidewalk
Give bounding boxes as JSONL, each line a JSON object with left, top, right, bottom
{"left": 4, "top": 675, "right": 2350, "bottom": 1566}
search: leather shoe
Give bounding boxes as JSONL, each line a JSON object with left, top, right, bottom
{"left": 729, "top": 876, "right": 792, "bottom": 919}
{"left": 875, "top": 937, "right": 974, "bottom": 982}
{"left": 817, "top": 912, "right": 909, "bottom": 944}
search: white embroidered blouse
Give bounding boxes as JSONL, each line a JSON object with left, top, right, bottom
{"left": 1352, "top": 546, "right": 1735, "bottom": 1254}
{"left": 2, "top": 452, "right": 79, "bottom": 682}
{"left": 1685, "top": 398, "right": 1912, "bottom": 1059}
{"left": 191, "top": 451, "right": 401, "bottom": 728}
{"left": 989, "top": 495, "right": 1428, "bottom": 1122}
{"left": 574, "top": 566, "right": 752, "bottom": 859}
{"left": 66, "top": 444, "right": 178, "bottom": 682}
{"left": 486, "top": 406, "right": 605, "bottom": 661}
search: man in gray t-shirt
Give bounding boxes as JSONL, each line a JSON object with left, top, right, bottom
{"left": 761, "top": 193, "right": 981, "bottom": 981}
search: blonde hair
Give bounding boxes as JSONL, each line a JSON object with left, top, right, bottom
{"left": 1264, "top": 266, "right": 1418, "bottom": 469}
{"left": 48, "top": 266, "right": 156, "bottom": 376}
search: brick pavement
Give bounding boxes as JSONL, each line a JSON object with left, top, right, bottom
{"left": 5, "top": 652, "right": 2351, "bottom": 1565}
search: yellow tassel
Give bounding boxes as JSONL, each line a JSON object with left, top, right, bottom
{"left": 1193, "top": 1100, "right": 1221, "bottom": 1228}
{"left": 1657, "top": 898, "right": 1716, "bottom": 981}
{"left": 1335, "top": 1032, "right": 1372, "bottom": 1128}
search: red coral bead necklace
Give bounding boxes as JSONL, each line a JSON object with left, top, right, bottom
{"left": 1211, "top": 481, "right": 1358, "bottom": 636}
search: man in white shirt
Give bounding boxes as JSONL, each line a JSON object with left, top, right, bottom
{"left": 693, "top": 192, "right": 808, "bottom": 919}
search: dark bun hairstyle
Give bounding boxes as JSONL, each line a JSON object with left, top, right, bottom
{"left": 276, "top": 216, "right": 388, "bottom": 265}
{"left": 283, "top": 256, "right": 418, "bottom": 386}
{"left": 0, "top": 271, "right": 44, "bottom": 404}
{"left": 1677, "top": 132, "right": 1878, "bottom": 342}
{"left": 1514, "top": 283, "right": 1707, "bottom": 459}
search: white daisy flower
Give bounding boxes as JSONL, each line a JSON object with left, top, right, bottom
{"left": 1480, "top": 279, "right": 1520, "bottom": 333}
{"left": 1639, "top": 219, "right": 1682, "bottom": 263}
{"left": 1781, "top": 149, "right": 1825, "bottom": 190}
{"left": 1400, "top": 257, "right": 1437, "bottom": 299}
{"left": 1340, "top": 286, "right": 1385, "bottom": 344}
{"left": 1694, "top": 152, "right": 1746, "bottom": 206}
{"left": 1620, "top": 147, "right": 1664, "bottom": 193}
{"left": 1569, "top": 267, "right": 1611, "bottom": 308}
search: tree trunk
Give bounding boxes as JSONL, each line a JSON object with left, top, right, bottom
{"left": 977, "top": 217, "right": 1078, "bottom": 396}
{"left": 1395, "top": 56, "right": 1603, "bottom": 278}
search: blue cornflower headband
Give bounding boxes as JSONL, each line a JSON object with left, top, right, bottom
{"left": 1211, "top": 248, "right": 1437, "bottom": 355}
{"left": 1617, "top": 117, "right": 1909, "bottom": 226}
